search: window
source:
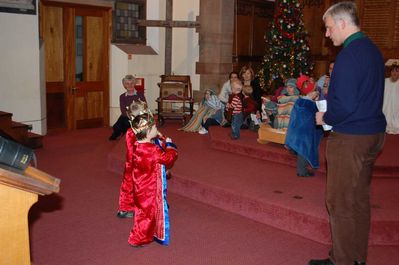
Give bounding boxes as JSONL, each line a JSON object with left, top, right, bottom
{"left": 112, "top": 0, "right": 146, "bottom": 44}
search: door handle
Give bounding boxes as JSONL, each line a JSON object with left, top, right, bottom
{"left": 71, "top": 87, "right": 79, "bottom": 94}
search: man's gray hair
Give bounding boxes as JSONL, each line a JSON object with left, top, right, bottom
{"left": 323, "top": 1, "right": 359, "bottom": 27}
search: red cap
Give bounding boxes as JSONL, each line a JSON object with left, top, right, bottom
{"left": 296, "top": 74, "right": 315, "bottom": 95}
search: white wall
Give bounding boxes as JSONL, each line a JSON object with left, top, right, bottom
{"left": 109, "top": 45, "right": 130, "bottom": 126}
{"left": 0, "top": 9, "right": 46, "bottom": 135}
{"left": 109, "top": 0, "right": 200, "bottom": 124}
{"left": 0, "top": 0, "right": 199, "bottom": 130}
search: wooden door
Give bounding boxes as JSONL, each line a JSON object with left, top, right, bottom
{"left": 41, "top": 3, "right": 110, "bottom": 130}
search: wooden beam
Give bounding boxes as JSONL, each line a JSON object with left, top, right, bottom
{"left": 137, "top": 20, "right": 199, "bottom": 28}
{"left": 165, "top": 0, "right": 173, "bottom": 75}
{"left": 136, "top": 0, "right": 200, "bottom": 75}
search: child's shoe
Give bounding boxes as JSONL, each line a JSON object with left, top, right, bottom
{"left": 109, "top": 131, "right": 120, "bottom": 141}
{"left": 229, "top": 133, "right": 239, "bottom": 140}
{"left": 198, "top": 127, "right": 208, "bottom": 135}
{"left": 129, "top": 243, "right": 144, "bottom": 248}
{"left": 116, "top": 211, "right": 134, "bottom": 218}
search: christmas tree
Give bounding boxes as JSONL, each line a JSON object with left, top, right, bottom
{"left": 258, "top": 0, "right": 313, "bottom": 94}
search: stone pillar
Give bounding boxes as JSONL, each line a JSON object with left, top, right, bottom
{"left": 196, "top": 0, "right": 235, "bottom": 98}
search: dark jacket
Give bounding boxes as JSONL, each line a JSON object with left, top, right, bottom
{"left": 323, "top": 33, "right": 386, "bottom": 135}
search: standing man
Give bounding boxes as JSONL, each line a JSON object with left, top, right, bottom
{"left": 312, "top": 2, "right": 386, "bottom": 265}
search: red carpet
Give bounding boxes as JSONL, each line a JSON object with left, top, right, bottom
{"left": 29, "top": 126, "right": 399, "bottom": 265}
{"left": 108, "top": 124, "right": 399, "bottom": 246}
{"left": 210, "top": 128, "right": 399, "bottom": 178}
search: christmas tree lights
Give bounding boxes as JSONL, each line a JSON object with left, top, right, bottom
{"left": 257, "top": 0, "right": 313, "bottom": 94}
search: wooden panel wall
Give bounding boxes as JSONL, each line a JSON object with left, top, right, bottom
{"left": 43, "top": 6, "right": 64, "bottom": 82}
{"left": 395, "top": 1, "right": 399, "bottom": 47}
{"left": 362, "top": 0, "right": 392, "bottom": 48}
{"left": 233, "top": 0, "right": 274, "bottom": 72}
{"left": 86, "top": 16, "right": 103, "bottom": 82}
{"left": 301, "top": 0, "right": 399, "bottom": 77}
{"left": 41, "top": 4, "right": 67, "bottom": 129}
{"left": 360, "top": 0, "right": 399, "bottom": 60}
{"left": 87, "top": 91, "right": 103, "bottom": 118}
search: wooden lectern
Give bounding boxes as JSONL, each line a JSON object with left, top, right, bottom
{"left": 0, "top": 165, "right": 60, "bottom": 265}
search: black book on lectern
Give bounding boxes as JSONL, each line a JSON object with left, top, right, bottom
{"left": 0, "top": 136, "right": 34, "bottom": 171}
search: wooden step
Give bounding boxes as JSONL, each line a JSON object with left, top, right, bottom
{"left": 11, "top": 121, "right": 30, "bottom": 138}
{"left": 0, "top": 111, "right": 12, "bottom": 128}
{"left": 0, "top": 112, "right": 43, "bottom": 149}
{"left": 27, "top": 132, "right": 43, "bottom": 149}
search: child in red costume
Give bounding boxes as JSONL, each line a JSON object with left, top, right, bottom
{"left": 117, "top": 101, "right": 147, "bottom": 218}
{"left": 116, "top": 127, "right": 137, "bottom": 218}
{"left": 128, "top": 110, "right": 178, "bottom": 247}
{"left": 117, "top": 102, "right": 167, "bottom": 218}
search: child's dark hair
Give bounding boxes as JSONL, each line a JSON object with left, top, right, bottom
{"left": 391, "top": 62, "right": 399, "bottom": 72}
{"left": 229, "top": 71, "right": 239, "bottom": 79}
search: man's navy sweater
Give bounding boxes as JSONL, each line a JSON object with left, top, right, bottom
{"left": 324, "top": 33, "right": 386, "bottom": 135}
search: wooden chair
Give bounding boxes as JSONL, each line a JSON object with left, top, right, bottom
{"left": 156, "top": 75, "right": 194, "bottom": 126}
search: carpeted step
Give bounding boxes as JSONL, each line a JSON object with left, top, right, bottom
{"left": 209, "top": 126, "right": 399, "bottom": 178}
{"left": 107, "top": 124, "right": 399, "bottom": 246}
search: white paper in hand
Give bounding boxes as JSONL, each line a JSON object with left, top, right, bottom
{"left": 315, "top": 100, "right": 332, "bottom": 131}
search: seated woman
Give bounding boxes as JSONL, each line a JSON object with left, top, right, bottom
{"left": 240, "top": 65, "right": 263, "bottom": 112}
{"left": 218, "top": 71, "right": 239, "bottom": 105}
{"left": 218, "top": 71, "right": 239, "bottom": 126}
{"left": 109, "top": 75, "right": 146, "bottom": 140}
{"left": 180, "top": 89, "right": 223, "bottom": 134}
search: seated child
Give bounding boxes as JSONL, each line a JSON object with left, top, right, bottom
{"left": 128, "top": 109, "right": 178, "bottom": 247}
{"left": 198, "top": 89, "right": 224, "bottom": 134}
{"left": 263, "top": 78, "right": 300, "bottom": 129}
{"left": 226, "top": 80, "right": 244, "bottom": 140}
{"left": 242, "top": 85, "right": 260, "bottom": 131}
{"left": 180, "top": 89, "right": 223, "bottom": 133}
{"left": 109, "top": 74, "right": 146, "bottom": 140}
{"left": 261, "top": 94, "right": 273, "bottom": 125}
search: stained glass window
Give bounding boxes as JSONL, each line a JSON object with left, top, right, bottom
{"left": 112, "top": 0, "right": 146, "bottom": 44}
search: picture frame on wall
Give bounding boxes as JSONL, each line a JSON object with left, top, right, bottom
{"left": 0, "top": 0, "right": 36, "bottom": 15}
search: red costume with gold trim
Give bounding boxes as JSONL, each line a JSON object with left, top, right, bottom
{"left": 128, "top": 140, "right": 177, "bottom": 246}
{"left": 117, "top": 128, "right": 136, "bottom": 212}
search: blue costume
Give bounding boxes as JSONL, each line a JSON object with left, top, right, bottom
{"left": 285, "top": 97, "right": 323, "bottom": 172}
